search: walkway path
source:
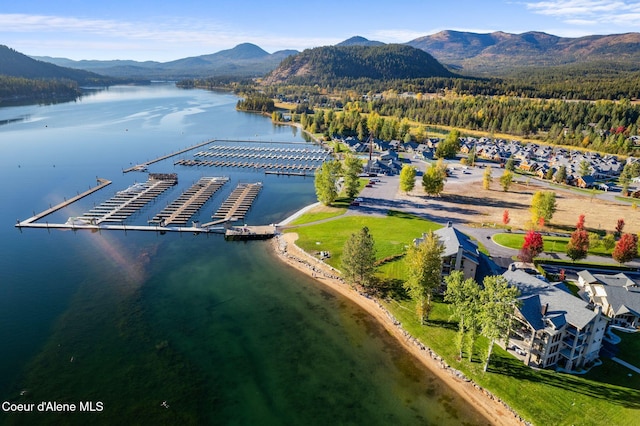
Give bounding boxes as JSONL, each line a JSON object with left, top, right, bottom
{"left": 611, "top": 357, "right": 640, "bottom": 374}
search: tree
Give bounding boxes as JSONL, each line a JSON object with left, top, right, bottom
{"left": 399, "top": 164, "right": 417, "bottom": 193}
{"left": 518, "top": 230, "right": 544, "bottom": 263}
{"left": 435, "top": 129, "right": 460, "bottom": 159}
{"left": 530, "top": 191, "right": 556, "bottom": 225}
{"left": 343, "top": 154, "right": 363, "bottom": 198}
{"left": 554, "top": 165, "right": 567, "bottom": 184}
{"left": 505, "top": 156, "right": 515, "bottom": 172}
{"left": 612, "top": 233, "right": 638, "bottom": 264}
{"left": 500, "top": 170, "right": 513, "bottom": 192}
{"left": 502, "top": 209, "right": 510, "bottom": 226}
{"left": 404, "top": 231, "right": 444, "bottom": 324}
{"left": 483, "top": 166, "right": 492, "bottom": 190}
{"left": 602, "top": 233, "right": 616, "bottom": 251}
{"left": 576, "top": 214, "right": 586, "bottom": 230}
{"left": 341, "top": 227, "right": 377, "bottom": 288}
{"left": 566, "top": 228, "right": 589, "bottom": 262}
{"left": 544, "top": 167, "right": 554, "bottom": 180}
{"left": 314, "top": 160, "right": 342, "bottom": 205}
{"left": 579, "top": 160, "right": 592, "bottom": 176}
{"left": 479, "top": 275, "right": 520, "bottom": 372}
{"left": 444, "top": 271, "right": 481, "bottom": 361}
{"left": 422, "top": 160, "right": 447, "bottom": 196}
{"left": 467, "top": 147, "right": 477, "bottom": 166}
{"left": 615, "top": 218, "right": 625, "bottom": 239}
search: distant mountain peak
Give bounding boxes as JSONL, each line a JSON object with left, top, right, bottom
{"left": 336, "top": 36, "right": 385, "bottom": 47}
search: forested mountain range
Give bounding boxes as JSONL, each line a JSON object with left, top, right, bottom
{"left": 262, "top": 44, "right": 455, "bottom": 85}
{"left": 0, "top": 45, "right": 112, "bottom": 85}
{"left": 407, "top": 30, "right": 640, "bottom": 75}
{"left": 34, "top": 43, "right": 299, "bottom": 79}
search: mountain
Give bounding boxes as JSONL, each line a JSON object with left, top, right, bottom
{"left": 407, "top": 30, "right": 640, "bottom": 74}
{"left": 336, "top": 36, "right": 385, "bottom": 47}
{"left": 263, "top": 44, "right": 455, "bottom": 85}
{"left": 0, "top": 45, "right": 110, "bottom": 84}
{"left": 34, "top": 44, "right": 298, "bottom": 79}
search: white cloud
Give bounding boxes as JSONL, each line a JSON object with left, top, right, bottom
{"left": 524, "top": 0, "right": 640, "bottom": 27}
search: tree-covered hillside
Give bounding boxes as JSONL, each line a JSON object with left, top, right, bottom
{"left": 263, "top": 44, "right": 455, "bottom": 86}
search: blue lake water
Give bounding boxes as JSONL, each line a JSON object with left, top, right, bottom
{"left": 0, "top": 84, "right": 488, "bottom": 424}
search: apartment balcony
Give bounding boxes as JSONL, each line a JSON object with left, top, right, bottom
{"left": 560, "top": 348, "right": 580, "bottom": 360}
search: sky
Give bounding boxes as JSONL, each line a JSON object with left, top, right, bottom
{"left": 2, "top": 0, "right": 640, "bottom": 62}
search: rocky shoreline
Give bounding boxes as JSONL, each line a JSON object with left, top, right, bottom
{"left": 272, "top": 231, "right": 530, "bottom": 426}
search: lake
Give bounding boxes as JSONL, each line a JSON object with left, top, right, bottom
{"left": 0, "top": 84, "right": 488, "bottom": 424}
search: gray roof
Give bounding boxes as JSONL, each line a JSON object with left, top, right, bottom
{"left": 503, "top": 269, "right": 599, "bottom": 330}
{"left": 591, "top": 285, "right": 640, "bottom": 318}
{"left": 434, "top": 225, "right": 479, "bottom": 265}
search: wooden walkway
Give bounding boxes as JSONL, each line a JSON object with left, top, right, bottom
{"left": 212, "top": 182, "right": 262, "bottom": 222}
{"left": 123, "top": 139, "right": 214, "bottom": 173}
{"left": 149, "top": 177, "right": 228, "bottom": 226}
{"left": 17, "top": 178, "right": 112, "bottom": 226}
{"left": 77, "top": 175, "right": 177, "bottom": 224}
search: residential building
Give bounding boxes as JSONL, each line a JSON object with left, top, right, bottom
{"left": 413, "top": 223, "right": 479, "bottom": 280}
{"left": 503, "top": 267, "right": 608, "bottom": 371}
{"left": 578, "top": 270, "right": 640, "bottom": 329}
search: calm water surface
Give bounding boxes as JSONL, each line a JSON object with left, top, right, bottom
{"left": 0, "top": 84, "right": 489, "bottom": 425}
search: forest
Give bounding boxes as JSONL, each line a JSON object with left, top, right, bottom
{"left": 0, "top": 75, "right": 81, "bottom": 104}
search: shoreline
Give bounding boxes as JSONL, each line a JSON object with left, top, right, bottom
{"left": 270, "top": 230, "right": 527, "bottom": 426}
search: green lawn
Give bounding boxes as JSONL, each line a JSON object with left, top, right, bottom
{"left": 289, "top": 210, "right": 440, "bottom": 270}
{"left": 290, "top": 212, "right": 640, "bottom": 426}
{"left": 493, "top": 232, "right": 615, "bottom": 256}
{"left": 287, "top": 209, "right": 347, "bottom": 226}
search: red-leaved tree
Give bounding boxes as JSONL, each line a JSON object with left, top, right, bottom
{"left": 518, "top": 230, "right": 544, "bottom": 263}
{"left": 615, "top": 218, "right": 625, "bottom": 238}
{"left": 502, "top": 209, "right": 510, "bottom": 226}
{"left": 612, "top": 233, "right": 638, "bottom": 264}
{"left": 577, "top": 214, "right": 586, "bottom": 230}
{"left": 566, "top": 228, "right": 589, "bottom": 262}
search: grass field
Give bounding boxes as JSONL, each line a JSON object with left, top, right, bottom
{"left": 290, "top": 212, "right": 640, "bottom": 426}
{"left": 492, "top": 232, "right": 615, "bottom": 257}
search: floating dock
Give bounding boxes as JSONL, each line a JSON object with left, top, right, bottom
{"left": 224, "top": 225, "right": 275, "bottom": 240}
{"left": 17, "top": 178, "right": 112, "bottom": 226}
{"left": 211, "top": 182, "right": 262, "bottom": 223}
{"left": 149, "top": 177, "right": 228, "bottom": 226}
{"left": 75, "top": 174, "right": 177, "bottom": 224}
{"left": 123, "top": 139, "right": 214, "bottom": 173}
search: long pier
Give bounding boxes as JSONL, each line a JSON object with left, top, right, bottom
{"left": 17, "top": 178, "right": 112, "bottom": 227}
{"left": 123, "top": 139, "right": 215, "bottom": 173}
{"left": 149, "top": 177, "right": 228, "bottom": 226}
{"left": 211, "top": 182, "right": 262, "bottom": 223}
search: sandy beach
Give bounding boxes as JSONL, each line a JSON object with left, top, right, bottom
{"left": 271, "top": 231, "right": 526, "bottom": 426}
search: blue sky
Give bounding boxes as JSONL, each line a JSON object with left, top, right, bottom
{"left": 3, "top": 0, "right": 640, "bottom": 61}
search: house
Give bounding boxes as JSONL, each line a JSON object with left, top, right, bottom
{"left": 575, "top": 175, "right": 596, "bottom": 188}
{"left": 578, "top": 270, "right": 640, "bottom": 329}
{"left": 503, "top": 267, "right": 608, "bottom": 371}
{"left": 413, "top": 223, "right": 479, "bottom": 280}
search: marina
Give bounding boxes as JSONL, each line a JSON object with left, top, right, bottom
{"left": 211, "top": 182, "right": 263, "bottom": 223}
{"left": 149, "top": 177, "right": 228, "bottom": 226}
{"left": 74, "top": 174, "right": 178, "bottom": 224}
{"left": 123, "top": 139, "right": 215, "bottom": 173}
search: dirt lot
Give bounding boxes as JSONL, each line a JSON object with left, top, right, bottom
{"left": 412, "top": 179, "right": 640, "bottom": 234}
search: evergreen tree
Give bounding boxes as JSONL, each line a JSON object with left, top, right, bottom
{"left": 399, "top": 164, "right": 417, "bottom": 193}
{"left": 404, "top": 231, "right": 444, "bottom": 324}
{"left": 479, "top": 276, "right": 520, "bottom": 372}
{"left": 554, "top": 165, "right": 567, "bottom": 184}
{"left": 341, "top": 227, "right": 377, "bottom": 288}
{"left": 505, "top": 156, "right": 515, "bottom": 172}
